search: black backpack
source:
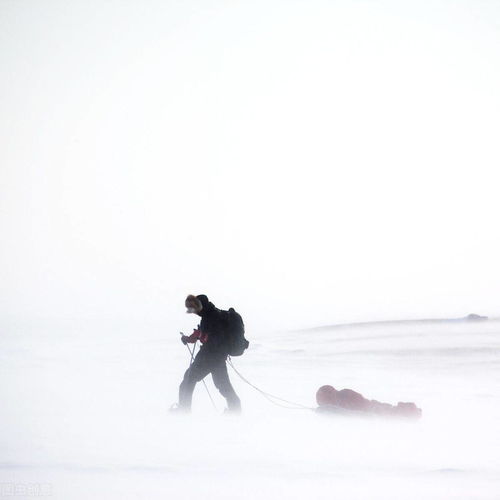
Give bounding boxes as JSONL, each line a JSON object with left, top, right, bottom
{"left": 224, "top": 308, "right": 249, "bottom": 356}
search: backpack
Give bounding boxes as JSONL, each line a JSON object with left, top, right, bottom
{"left": 224, "top": 308, "right": 249, "bottom": 356}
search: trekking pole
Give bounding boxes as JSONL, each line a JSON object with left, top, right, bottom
{"left": 185, "top": 340, "right": 196, "bottom": 366}
{"left": 180, "top": 332, "right": 197, "bottom": 365}
{"left": 180, "top": 332, "right": 218, "bottom": 411}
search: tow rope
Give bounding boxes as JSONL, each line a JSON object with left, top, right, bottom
{"left": 227, "top": 357, "right": 314, "bottom": 410}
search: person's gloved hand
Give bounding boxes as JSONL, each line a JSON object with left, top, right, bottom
{"left": 181, "top": 335, "right": 189, "bottom": 345}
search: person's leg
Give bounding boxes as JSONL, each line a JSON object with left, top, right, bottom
{"left": 178, "top": 350, "right": 212, "bottom": 410}
{"left": 211, "top": 360, "right": 241, "bottom": 412}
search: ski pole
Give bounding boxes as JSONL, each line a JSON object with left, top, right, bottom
{"left": 183, "top": 337, "right": 196, "bottom": 366}
{"left": 180, "top": 332, "right": 197, "bottom": 364}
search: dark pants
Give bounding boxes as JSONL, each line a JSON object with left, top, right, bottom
{"left": 179, "top": 347, "right": 241, "bottom": 411}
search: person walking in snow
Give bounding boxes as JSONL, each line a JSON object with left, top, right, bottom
{"left": 174, "top": 294, "right": 242, "bottom": 413}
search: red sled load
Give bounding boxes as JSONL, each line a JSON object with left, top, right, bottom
{"left": 316, "top": 385, "right": 422, "bottom": 419}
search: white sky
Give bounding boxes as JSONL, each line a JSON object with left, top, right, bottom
{"left": 1, "top": 0, "right": 499, "bottom": 332}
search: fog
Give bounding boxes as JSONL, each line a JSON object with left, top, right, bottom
{"left": 1, "top": 0, "right": 500, "bottom": 331}
{"left": 1, "top": 0, "right": 500, "bottom": 498}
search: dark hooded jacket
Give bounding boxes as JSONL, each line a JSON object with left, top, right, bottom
{"left": 196, "top": 295, "right": 229, "bottom": 354}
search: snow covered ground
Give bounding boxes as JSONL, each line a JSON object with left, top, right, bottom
{"left": 1, "top": 318, "right": 499, "bottom": 499}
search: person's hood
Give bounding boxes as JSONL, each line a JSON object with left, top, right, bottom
{"left": 196, "top": 294, "right": 215, "bottom": 316}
